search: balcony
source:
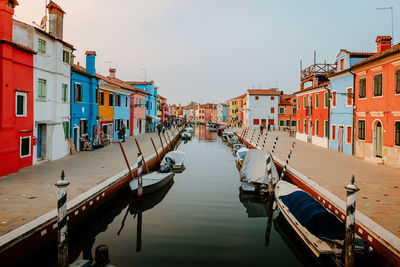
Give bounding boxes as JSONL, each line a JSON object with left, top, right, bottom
{"left": 301, "top": 63, "right": 336, "bottom": 81}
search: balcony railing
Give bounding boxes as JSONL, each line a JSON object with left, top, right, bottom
{"left": 301, "top": 63, "right": 336, "bottom": 81}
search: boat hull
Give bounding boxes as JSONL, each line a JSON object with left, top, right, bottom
{"left": 130, "top": 172, "right": 175, "bottom": 195}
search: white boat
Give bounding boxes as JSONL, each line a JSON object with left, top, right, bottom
{"left": 181, "top": 131, "right": 192, "bottom": 139}
{"left": 236, "top": 147, "right": 249, "bottom": 169}
{"left": 233, "top": 143, "right": 245, "bottom": 152}
{"left": 185, "top": 126, "right": 194, "bottom": 132}
{"left": 160, "top": 150, "right": 186, "bottom": 172}
{"left": 129, "top": 172, "right": 175, "bottom": 195}
{"left": 239, "top": 149, "right": 279, "bottom": 194}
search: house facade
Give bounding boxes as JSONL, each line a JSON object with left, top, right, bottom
{"left": 352, "top": 36, "right": 400, "bottom": 168}
{"left": 0, "top": 0, "right": 35, "bottom": 176}
{"left": 328, "top": 49, "right": 374, "bottom": 155}
{"left": 244, "top": 89, "right": 280, "bottom": 129}
{"left": 70, "top": 51, "right": 99, "bottom": 151}
{"left": 157, "top": 94, "right": 166, "bottom": 122}
{"left": 278, "top": 94, "right": 297, "bottom": 129}
{"left": 130, "top": 90, "right": 147, "bottom": 136}
{"left": 13, "top": 2, "right": 74, "bottom": 164}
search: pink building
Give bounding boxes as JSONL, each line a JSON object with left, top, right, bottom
{"left": 130, "top": 90, "right": 148, "bottom": 136}
{"left": 198, "top": 103, "right": 215, "bottom": 123}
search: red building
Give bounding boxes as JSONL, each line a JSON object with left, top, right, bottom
{"left": 278, "top": 94, "right": 297, "bottom": 129}
{"left": 0, "top": 0, "right": 35, "bottom": 176}
{"left": 352, "top": 36, "right": 400, "bottom": 168}
{"left": 295, "top": 60, "right": 336, "bottom": 148}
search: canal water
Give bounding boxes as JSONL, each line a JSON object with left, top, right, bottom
{"left": 13, "top": 125, "right": 377, "bottom": 266}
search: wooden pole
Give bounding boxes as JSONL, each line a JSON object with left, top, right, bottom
{"left": 150, "top": 138, "right": 160, "bottom": 163}
{"left": 136, "top": 153, "right": 143, "bottom": 197}
{"left": 261, "top": 132, "right": 268, "bottom": 149}
{"left": 159, "top": 135, "right": 165, "bottom": 151}
{"left": 119, "top": 142, "right": 136, "bottom": 180}
{"left": 266, "top": 155, "right": 274, "bottom": 198}
{"left": 345, "top": 175, "right": 359, "bottom": 267}
{"left": 271, "top": 136, "right": 279, "bottom": 155}
{"left": 162, "top": 133, "right": 169, "bottom": 149}
{"left": 56, "top": 170, "right": 69, "bottom": 267}
{"left": 134, "top": 139, "right": 149, "bottom": 173}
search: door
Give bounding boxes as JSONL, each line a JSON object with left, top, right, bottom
{"left": 375, "top": 122, "right": 383, "bottom": 157}
{"left": 261, "top": 119, "right": 266, "bottom": 128}
{"left": 338, "top": 126, "right": 344, "bottom": 152}
{"left": 73, "top": 128, "right": 79, "bottom": 152}
{"left": 139, "top": 119, "right": 142, "bottom": 134}
{"left": 37, "top": 124, "right": 42, "bottom": 159}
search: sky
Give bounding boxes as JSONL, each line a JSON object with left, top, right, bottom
{"left": 13, "top": 0, "right": 400, "bottom": 105}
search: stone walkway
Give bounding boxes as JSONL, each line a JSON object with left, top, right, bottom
{"left": 234, "top": 127, "right": 400, "bottom": 238}
{"left": 0, "top": 129, "right": 178, "bottom": 236}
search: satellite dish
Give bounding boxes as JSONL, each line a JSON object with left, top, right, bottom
{"left": 40, "top": 15, "right": 47, "bottom": 29}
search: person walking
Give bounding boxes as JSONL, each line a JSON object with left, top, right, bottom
{"left": 119, "top": 123, "right": 126, "bottom": 142}
{"left": 260, "top": 124, "right": 264, "bottom": 135}
{"left": 157, "top": 123, "right": 161, "bottom": 135}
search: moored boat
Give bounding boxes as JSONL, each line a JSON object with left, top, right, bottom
{"left": 236, "top": 147, "right": 249, "bottom": 169}
{"left": 181, "top": 131, "right": 192, "bottom": 139}
{"left": 160, "top": 150, "right": 186, "bottom": 172}
{"left": 129, "top": 172, "right": 175, "bottom": 195}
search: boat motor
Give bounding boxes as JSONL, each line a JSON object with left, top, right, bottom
{"left": 160, "top": 156, "right": 175, "bottom": 173}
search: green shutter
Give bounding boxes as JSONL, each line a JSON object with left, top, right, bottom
{"left": 324, "top": 92, "right": 328, "bottom": 108}
{"left": 62, "top": 122, "right": 69, "bottom": 139}
{"left": 292, "top": 107, "right": 296, "bottom": 114}
{"left": 315, "top": 120, "right": 319, "bottom": 135}
{"left": 324, "top": 121, "right": 328, "bottom": 137}
{"left": 38, "top": 79, "right": 46, "bottom": 100}
{"left": 280, "top": 120, "right": 284, "bottom": 126}
{"left": 62, "top": 84, "right": 67, "bottom": 102}
{"left": 315, "top": 94, "right": 319, "bottom": 108}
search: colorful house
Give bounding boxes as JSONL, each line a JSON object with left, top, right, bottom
{"left": 328, "top": 49, "right": 374, "bottom": 155}
{"left": 244, "top": 89, "right": 281, "bottom": 129}
{"left": 295, "top": 59, "right": 336, "bottom": 148}
{"left": 126, "top": 81, "right": 158, "bottom": 132}
{"left": 97, "top": 78, "right": 115, "bottom": 144}
{"left": 13, "top": 1, "right": 74, "bottom": 164}
{"left": 278, "top": 94, "right": 297, "bottom": 129}
{"left": 157, "top": 94, "right": 166, "bottom": 122}
{"left": 352, "top": 36, "right": 400, "bottom": 167}
{"left": 198, "top": 103, "right": 215, "bottom": 123}
{"left": 229, "top": 94, "right": 245, "bottom": 124}
{"left": 70, "top": 51, "right": 99, "bottom": 151}
{"left": 130, "top": 88, "right": 148, "bottom": 136}
{"left": 0, "top": 0, "right": 35, "bottom": 176}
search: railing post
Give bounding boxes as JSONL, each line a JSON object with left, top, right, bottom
{"left": 345, "top": 175, "right": 359, "bottom": 267}
{"left": 150, "top": 137, "right": 161, "bottom": 162}
{"left": 56, "top": 170, "right": 69, "bottom": 267}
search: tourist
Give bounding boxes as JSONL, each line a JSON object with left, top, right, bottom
{"left": 119, "top": 123, "right": 126, "bottom": 142}
{"left": 260, "top": 124, "right": 264, "bottom": 134}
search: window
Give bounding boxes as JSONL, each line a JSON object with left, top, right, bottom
{"left": 359, "top": 78, "right": 366, "bottom": 98}
{"left": 303, "top": 96, "right": 306, "bottom": 108}
{"left": 62, "top": 84, "right": 68, "bottom": 102}
{"left": 115, "top": 94, "right": 121, "bottom": 107}
{"left": 374, "top": 73, "right": 382, "bottom": 97}
{"left": 395, "top": 121, "right": 400, "bottom": 146}
{"left": 315, "top": 93, "right": 319, "bottom": 108}
{"left": 38, "top": 38, "right": 46, "bottom": 54}
{"left": 38, "top": 79, "right": 46, "bottom": 100}
{"left": 20, "top": 136, "right": 31, "bottom": 158}
{"left": 96, "top": 89, "right": 98, "bottom": 104}
{"left": 74, "top": 83, "right": 82, "bottom": 102}
{"left": 297, "top": 119, "right": 300, "bottom": 131}
{"left": 126, "top": 119, "right": 129, "bottom": 129}
{"left": 332, "top": 91, "right": 336, "bottom": 107}
{"left": 347, "top": 126, "right": 352, "bottom": 144}
{"left": 279, "top": 107, "right": 285, "bottom": 114}
{"left": 100, "top": 91, "right": 104, "bottom": 106}
{"left": 63, "top": 50, "right": 70, "bottom": 64}
{"left": 303, "top": 120, "right": 307, "bottom": 134}
{"left": 347, "top": 88, "right": 352, "bottom": 105}
{"left": 255, "top": 96, "right": 259, "bottom": 100}
{"left": 109, "top": 93, "right": 114, "bottom": 106}
{"left": 324, "top": 120, "right": 329, "bottom": 138}
{"left": 293, "top": 99, "right": 296, "bottom": 102}
{"left": 396, "top": 69, "right": 400, "bottom": 94}
{"left": 358, "top": 120, "right": 365, "bottom": 140}
{"left": 115, "top": 119, "right": 121, "bottom": 131}
{"left": 331, "top": 125, "right": 336, "bottom": 140}
{"left": 271, "top": 107, "right": 275, "bottom": 113}
{"left": 271, "top": 96, "right": 275, "bottom": 100}
{"left": 324, "top": 92, "right": 329, "bottom": 108}
{"left": 340, "top": 59, "right": 344, "bottom": 70}
{"left": 80, "top": 120, "right": 88, "bottom": 134}
{"left": 126, "top": 96, "right": 128, "bottom": 107}
{"left": 253, "top": 119, "right": 259, "bottom": 125}
{"left": 292, "top": 107, "right": 296, "bottom": 114}
{"left": 16, "top": 92, "right": 27, "bottom": 116}
{"left": 292, "top": 120, "right": 296, "bottom": 126}
{"left": 280, "top": 120, "right": 284, "bottom": 126}
{"left": 62, "top": 121, "right": 69, "bottom": 139}
{"left": 315, "top": 120, "right": 319, "bottom": 136}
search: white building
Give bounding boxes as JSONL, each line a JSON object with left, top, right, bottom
{"left": 244, "top": 89, "right": 281, "bottom": 129}
{"left": 13, "top": 2, "right": 74, "bottom": 164}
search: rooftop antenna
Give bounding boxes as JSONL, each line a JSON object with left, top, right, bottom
{"left": 376, "top": 7, "right": 394, "bottom": 44}
{"left": 140, "top": 67, "right": 147, "bottom": 81}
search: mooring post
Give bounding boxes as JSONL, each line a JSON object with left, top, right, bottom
{"left": 119, "top": 142, "right": 136, "bottom": 180}
{"left": 136, "top": 153, "right": 144, "bottom": 197}
{"left": 266, "top": 154, "right": 273, "bottom": 198}
{"left": 271, "top": 136, "right": 279, "bottom": 155}
{"left": 134, "top": 139, "right": 149, "bottom": 173}
{"left": 166, "top": 131, "right": 172, "bottom": 143}
{"left": 150, "top": 137, "right": 161, "bottom": 162}
{"left": 159, "top": 134, "right": 165, "bottom": 152}
{"left": 261, "top": 132, "right": 268, "bottom": 149}
{"left": 280, "top": 142, "right": 295, "bottom": 180}
{"left": 56, "top": 170, "right": 69, "bottom": 267}
{"left": 345, "top": 175, "right": 359, "bottom": 267}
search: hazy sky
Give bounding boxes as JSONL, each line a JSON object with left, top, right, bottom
{"left": 13, "top": 0, "right": 400, "bottom": 105}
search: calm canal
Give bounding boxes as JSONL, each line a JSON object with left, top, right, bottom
{"left": 16, "top": 125, "right": 375, "bottom": 266}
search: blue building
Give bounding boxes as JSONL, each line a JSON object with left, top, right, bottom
{"left": 328, "top": 50, "right": 373, "bottom": 155}
{"left": 112, "top": 90, "right": 130, "bottom": 141}
{"left": 126, "top": 81, "right": 158, "bottom": 132}
{"left": 70, "top": 51, "right": 99, "bottom": 151}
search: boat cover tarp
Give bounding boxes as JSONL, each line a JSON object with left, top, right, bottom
{"left": 161, "top": 151, "right": 186, "bottom": 166}
{"left": 280, "top": 191, "right": 345, "bottom": 240}
{"left": 239, "top": 149, "right": 278, "bottom": 184}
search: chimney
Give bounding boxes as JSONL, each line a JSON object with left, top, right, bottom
{"left": 47, "top": 1, "right": 65, "bottom": 39}
{"left": 0, "top": 0, "right": 18, "bottom": 41}
{"left": 109, "top": 68, "right": 116, "bottom": 79}
{"left": 312, "top": 77, "right": 319, "bottom": 87}
{"left": 376, "top": 36, "right": 392, "bottom": 53}
{"left": 85, "top": 51, "right": 96, "bottom": 76}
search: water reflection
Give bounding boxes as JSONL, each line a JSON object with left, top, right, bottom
{"left": 197, "top": 125, "right": 217, "bottom": 142}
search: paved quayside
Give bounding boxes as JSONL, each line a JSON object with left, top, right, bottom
{"left": 234, "top": 127, "right": 400, "bottom": 265}
{"left": 0, "top": 129, "right": 179, "bottom": 237}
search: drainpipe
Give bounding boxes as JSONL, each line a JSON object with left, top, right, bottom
{"left": 349, "top": 70, "right": 356, "bottom": 156}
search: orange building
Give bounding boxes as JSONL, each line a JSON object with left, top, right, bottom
{"left": 97, "top": 76, "right": 115, "bottom": 143}
{"left": 352, "top": 36, "right": 400, "bottom": 167}
{"left": 278, "top": 94, "right": 297, "bottom": 129}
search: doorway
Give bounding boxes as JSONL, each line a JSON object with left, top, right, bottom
{"left": 73, "top": 127, "right": 79, "bottom": 152}
{"left": 261, "top": 119, "right": 266, "bottom": 128}
{"left": 338, "top": 126, "right": 344, "bottom": 152}
{"left": 374, "top": 121, "right": 383, "bottom": 158}
{"left": 37, "top": 124, "right": 43, "bottom": 160}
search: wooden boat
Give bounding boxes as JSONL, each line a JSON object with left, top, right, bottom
{"left": 236, "top": 147, "right": 249, "bottom": 169}
{"left": 239, "top": 149, "right": 279, "bottom": 194}
{"left": 160, "top": 150, "right": 186, "bottom": 172}
{"left": 222, "top": 129, "right": 235, "bottom": 141}
{"left": 129, "top": 172, "right": 174, "bottom": 195}
{"left": 181, "top": 131, "right": 192, "bottom": 139}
